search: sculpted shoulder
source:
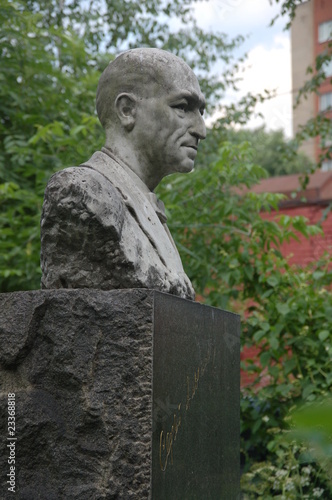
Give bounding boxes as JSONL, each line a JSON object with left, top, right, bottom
{"left": 43, "top": 166, "right": 125, "bottom": 231}
{"left": 40, "top": 165, "right": 129, "bottom": 289}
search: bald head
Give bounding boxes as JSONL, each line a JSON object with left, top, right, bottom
{"left": 96, "top": 48, "right": 197, "bottom": 129}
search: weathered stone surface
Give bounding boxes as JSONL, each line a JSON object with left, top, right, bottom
{"left": 0, "top": 289, "right": 154, "bottom": 499}
{"left": 40, "top": 157, "right": 195, "bottom": 300}
{"left": 0, "top": 289, "right": 240, "bottom": 499}
{"left": 40, "top": 48, "right": 207, "bottom": 300}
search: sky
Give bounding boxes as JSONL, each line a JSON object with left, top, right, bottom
{"left": 192, "top": 0, "right": 293, "bottom": 137}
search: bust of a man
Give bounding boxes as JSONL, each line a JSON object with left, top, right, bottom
{"left": 40, "top": 48, "right": 206, "bottom": 300}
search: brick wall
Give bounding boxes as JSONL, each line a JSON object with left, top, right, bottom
{"left": 241, "top": 202, "right": 332, "bottom": 388}
{"left": 262, "top": 204, "right": 332, "bottom": 265}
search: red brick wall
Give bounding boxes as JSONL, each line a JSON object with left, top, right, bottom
{"left": 262, "top": 204, "right": 332, "bottom": 265}
{"left": 241, "top": 203, "right": 332, "bottom": 387}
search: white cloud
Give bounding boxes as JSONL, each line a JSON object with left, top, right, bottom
{"left": 191, "top": 1, "right": 293, "bottom": 136}
{"left": 237, "top": 34, "right": 292, "bottom": 136}
{"left": 193, "top": 0, "right": 282, "bottom": 37}
{"left": 208, "top": 34, "right": 293, "bottom": 137}
{"left": 238, "top": 35, "right": 290, "bottom": 94}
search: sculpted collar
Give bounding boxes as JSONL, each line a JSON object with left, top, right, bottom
{"left": 102, "top": 147, "right": 167, "bottom": 224}
{"left": 80, "top": 149, "right": 183, "bottom": 268}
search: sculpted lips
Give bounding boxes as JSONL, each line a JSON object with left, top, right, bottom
{"left": 182, "top": 142, "right": 198, "bottom": 151}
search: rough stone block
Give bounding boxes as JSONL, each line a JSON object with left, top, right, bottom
{"left": 0, "top": 289, "right": 240, "bottom": 499}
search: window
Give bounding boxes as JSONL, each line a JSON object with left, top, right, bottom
{"left": 322, "top": 160, "right": 332, "bottom": 172}
{"left": 322, "top": 59, "right": 332, "bottom": 78}
{"left": 320, "top": 138, "right": 332, "bottom": 149}
{"left": 319, "top": 92, "right": 332, "bottom": 112}
{"left": 318, "top": 20, "right": 332, "bottom": 43}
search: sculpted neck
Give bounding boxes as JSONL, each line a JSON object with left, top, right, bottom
{"left": 104, "top": 131, "right": 162, "bottom": 192}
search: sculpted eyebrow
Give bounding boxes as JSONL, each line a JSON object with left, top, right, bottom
{"left": 178, "top": 91, "right": 206, "bottom": 109}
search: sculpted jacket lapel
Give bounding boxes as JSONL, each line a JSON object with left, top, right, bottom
{"left": 80, "top": 151, "right": 185, "bottom": 271}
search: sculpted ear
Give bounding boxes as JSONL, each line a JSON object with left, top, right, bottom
{"left": 114, "top": 93, "right": 137, "bottom": 131}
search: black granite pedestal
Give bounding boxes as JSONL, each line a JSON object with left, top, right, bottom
{"left": 0, "top": 289, "right": 240, "bottom": 499}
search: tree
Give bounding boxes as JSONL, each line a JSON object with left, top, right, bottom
{"left": 23, "top": 0, "right": 245, "bottom": 109}
{"left": 157, "top": 142, "right": 332, "bottom": 497}
{"left": 196, "top": 124, "right": 313, "bottom": 177}
{"left": 0, "top": 1, "right": 102, "bottom": 291}
{"left": 1, "top": 0, "right": 332, "bottom": 497}
{"left": 0, "top": 0, "right": 248, "bottom": 292}
{"left": 157, "top": 3, "right": 332, "bottom": 493}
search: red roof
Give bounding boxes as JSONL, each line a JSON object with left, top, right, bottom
{"left": 251, "top": 171, "right": 332, "bottom": 205}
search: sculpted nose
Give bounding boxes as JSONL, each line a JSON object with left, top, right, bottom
{"left": 190, "top": 112, "right": 206, "bottom": 141}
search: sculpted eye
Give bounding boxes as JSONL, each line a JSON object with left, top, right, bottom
{"left": 173, "top": 102, "right": 188, "bottom": 112}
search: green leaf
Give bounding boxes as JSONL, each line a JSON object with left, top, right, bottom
{"left": 269, "top": 336, "right": 279, "bottom": 350}
{"left": 267, "top": 276, "right": 279, "bottom": 287}
{"left": 302, "top": 384, "right": 316, "bottom": 400}
{"left": 318, "top": 330, "right": 330, "bottom": 341}
{"left": 253, "top": 330, "right": 267, "bottom": 342}
{"left": 276, "top": 303, "right": 290, "bottom": 316}
{"left": 260, "top": 352, "right": 271, "bottom": 368}
{"left": 313, "top": 271, "right": 325, "bottom": 280}
{"left": 283, "top": 358, "right": 297, "bottom": 375}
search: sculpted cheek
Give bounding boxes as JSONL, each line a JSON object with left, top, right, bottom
{"left": 172, "top": 126, "right": 188, "bottom": 143}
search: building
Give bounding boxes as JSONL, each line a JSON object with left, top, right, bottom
{"left": 251, "top": 170, "right": 332, "bottom": 265}
{"left": 241, "top": 170, "right": 332, "bottom": 387}
{"left": 291, "top": 0, "right": 332, "bottom": 169}
{"left": 241, "top": 1, "right": 332, "bottom": 388}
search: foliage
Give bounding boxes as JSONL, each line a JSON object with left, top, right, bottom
{"left": 157, "top": 141, "right": 321, "bottom": 306}
{"left": 196, "top": 124, "right": 313, "bottom": 177}
{"left": 290, "top": 398, "right": 332, "bottom": 485}
{"left": 157, "top": 141, "right": 332, "bottom": 498}
{"left": 23, "top": 0, "right": 245, "bottom": 110}
{"left": 0, "top": 0, "right": 103, "bottom": 291}
{"left": 241, "top": 443, "right": 330, "bottom": 499}
{"left": 269, "top": 0, "right": 305, "bottom": 28}
{"left": 240, "top": 256, "right": 332, "bottom": 490}
{"left": 1, "top": 0, "right": 332, "bottom": 498}
{"left": 0, "top": 0, "right": 250, "bottom": 292}
{"left": 241, "top": 397, "right": 332, "bottom": 498}
{"left": 235, "top": 4, "right": 332, "bottom": 493}
{"left": 224, "top": 128, "right": 312, "bottom": 177}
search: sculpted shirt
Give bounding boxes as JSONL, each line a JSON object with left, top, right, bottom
{"left": 40, "top": 148, "right": 195, "bottom": 300}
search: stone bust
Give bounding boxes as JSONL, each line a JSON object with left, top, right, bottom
{"left": 40, "top": 48, "right": 206, "bottom": 300}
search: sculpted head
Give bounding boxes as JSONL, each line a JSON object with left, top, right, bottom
{"left": 96, "top": 48, "right": 206, "bottom": 190}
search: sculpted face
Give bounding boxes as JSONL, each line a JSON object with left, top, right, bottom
{"left": 97, "top": 49, "right": 206, "bottom": 190}
{"left": 132, "top": 59, "right": 206, "bottom": 186}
